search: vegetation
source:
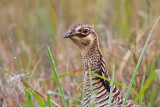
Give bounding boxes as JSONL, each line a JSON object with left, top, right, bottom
{"left": 0, "top": 0, "right": 160, "bottom": 106}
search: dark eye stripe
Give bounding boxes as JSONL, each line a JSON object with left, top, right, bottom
{"left": 77, "top": 33, "right": 90, "bottom": 38}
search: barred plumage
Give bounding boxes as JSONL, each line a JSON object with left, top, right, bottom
{"left": 64, "top": 23, "right": 138, "bottom": 107}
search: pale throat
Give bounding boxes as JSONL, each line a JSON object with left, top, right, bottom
{"left": 81, "top": 40, "right": 102, "bottom": 72}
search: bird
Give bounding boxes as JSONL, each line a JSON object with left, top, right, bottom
{"left": 64, "top": 23, "right": 138, "bottom": 107}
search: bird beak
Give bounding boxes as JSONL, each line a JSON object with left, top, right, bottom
{"left": 64, "top": 32, "right": 74, "bottom": 39}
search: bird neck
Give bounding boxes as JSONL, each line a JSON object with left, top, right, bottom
{"left": 81, "top": 39, "right": 104, "bottom": 72}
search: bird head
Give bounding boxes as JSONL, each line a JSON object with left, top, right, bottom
{"left": 64, "top": 23, "right": 98, "bottom": 53}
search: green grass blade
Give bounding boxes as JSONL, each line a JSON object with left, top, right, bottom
{"left": 47, "top": 91, "right": 52, "bottom": 107}
{"left": 29, "top": 89, "right": 45, "bottom": 107}
{"left": 10, "top": 38, "right": 35, "bottom": 106}
{"left": 39, "top": 69, "right": 81, "bottom": 86}
{"left": 46, "top": 91, "right": 81, "bottom": 103}
{"left": 91, "top": 72, "right": 138, "bottom": 96}
{"left": 108, "top": 64, "right": 115, "bottom": 107}
{"left": 47, "top": 46, "right": 67, "bottom": 107}
{"left": 44, "top": 97, "right": 60, "bottom": 107}
{"left": 89, "top": 67, "right": 94, "bottom": 107}
{"left": 134, "top": 71, "right": 156, "bottom": 102}
{"left": 24, "top": 87, "right": 34, "bottom": 107}
{"left": 9, "top": 38, "right": 22, "bottom": 74}
{"left": 89, "top": 67, "right": 93, "bottom": 95}
{"left": 81, "top": 72, "right": 87, "bottom": 107}
{"left": 122, "top": 16, "right": 160, "bottom": 106}
{"left": 139, "top": 67, "right": 146, "bottom": 107}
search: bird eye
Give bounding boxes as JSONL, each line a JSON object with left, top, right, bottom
{"left": 82, "top": 28, "right": 89, "bottom": 34}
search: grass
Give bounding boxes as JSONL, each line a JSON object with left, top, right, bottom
{"left": 139, "top": 67, "right": 146, "bottom": 107}
{"left": 10, "top": 38, "right": 34, "bottom": 107}
{"left": 47, "top": 46, "right": 67, "bottom": 107}
{"left": 91, "top": 72, "right": 138, "bottom": 96}
{"left": 47, "top": 91, "right": 52, "bottom": 107}
{"left": 0, "top": 0, "right": 160, "bottom": 106}
{"left": 80, "top": 72, "right": 87, "bottom": 107}
{"left": 122, "top": 16, "right": 160, "bottom": 107}
{"left": 108, "top": 64, "right": 115, "bottom": 107}
{"left": 89, "top": 67, "right": 93, "bottom": 95}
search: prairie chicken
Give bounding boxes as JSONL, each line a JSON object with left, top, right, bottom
{"left": 64, "top": 24, "right": 138, "bottom": 107}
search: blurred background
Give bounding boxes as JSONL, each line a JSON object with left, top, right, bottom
{"left": 0, "top": 0, "right": 160, "bottom": 106}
